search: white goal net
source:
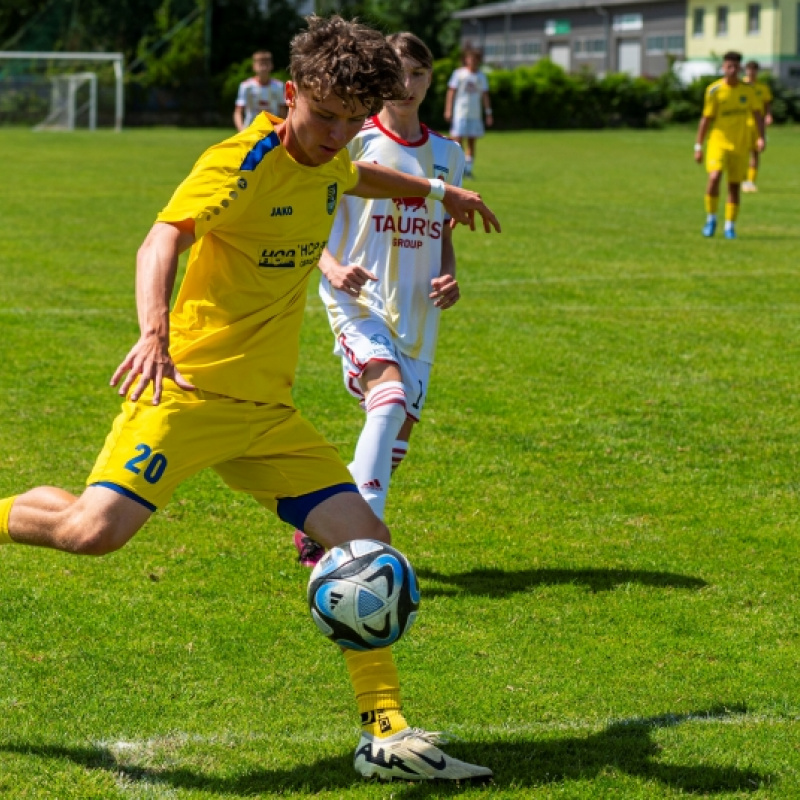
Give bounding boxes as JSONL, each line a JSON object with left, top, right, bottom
{"left": 0, "top": 51, "right": 124, "bottom": 131}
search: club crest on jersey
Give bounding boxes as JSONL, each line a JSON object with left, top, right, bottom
{"left": 392, "top": 197, "right": 427, "bottom": 213}
{"left": 327, "top": 183, "right": 338, "bottom": 215}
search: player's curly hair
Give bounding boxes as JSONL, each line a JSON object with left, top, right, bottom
{"left": 290, "top": 15, "right": 406, "bottom": 115}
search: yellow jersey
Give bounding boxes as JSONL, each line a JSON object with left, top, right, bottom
{"left": 702, "top": 79, "right": 760, "bottom": 153}
{"left": 743, "top": 79, "right": 773, "bottom": 126}
{"left": 156, "top": 113, "right": 360, "bottom": 404}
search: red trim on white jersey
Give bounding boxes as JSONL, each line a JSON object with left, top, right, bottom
{"left": 370, "top": 114, "right": 430, "bottom": 148}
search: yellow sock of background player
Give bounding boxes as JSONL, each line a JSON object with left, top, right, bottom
{"left": 747, "top": 166, "right": 758, "bottom": 184}
{"left": 344, "top": 648, "right": 408, "bottom": 737}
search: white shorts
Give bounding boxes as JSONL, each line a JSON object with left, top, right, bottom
{"left": 334, "top": 318, "right": 432, "bottom": 422}
{"left": 450, "top": 117, "right": 485, "bottom": 139}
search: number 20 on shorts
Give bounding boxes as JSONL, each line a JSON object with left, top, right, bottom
{"left": 124, "top": 443, "right": 168, "bottom": 484}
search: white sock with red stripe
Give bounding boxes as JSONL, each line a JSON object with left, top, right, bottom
{"left": 391, "top": 441, "right": 409, "bottom": 473}
{"left": 349, "top": 381, "right": 407, "bottom": 519}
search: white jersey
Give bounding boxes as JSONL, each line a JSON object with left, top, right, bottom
{"left": 320, "top": 115, "right": 465, "bottom": 363}
{"left": 447, "top": 67, "right": 489, "bottom": 122}
{"left": 235, "top": 77, "right": 284, "bottom": 126}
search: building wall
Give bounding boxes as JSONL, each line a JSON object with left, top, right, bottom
{"left": 684, "top": 0, "right": 800, "bottom": 81}
{"left": 460, "top": 1, "right": 687, "bottom": 77}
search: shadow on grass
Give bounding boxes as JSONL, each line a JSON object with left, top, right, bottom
{"left": 416, "top": 567, "right": 707, "bottom": 597}
{"left": 0, "top": 706, "right": 768, "bottom": 795}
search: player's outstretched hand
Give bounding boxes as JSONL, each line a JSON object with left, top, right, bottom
{"left": 110, "top": 335, "right": 196, "bottom": 405}
{"left": 430, "top": 274, "right": 460, "bottom": 310}
{"left": 443, "top": 185, "right": 501, "bottom": 233}
{"left": 326, "top": 262, "right": 378, "bottom": 298}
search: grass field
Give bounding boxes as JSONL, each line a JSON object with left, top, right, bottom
{"left": 1, "top": 124, "right": 799, "bottom": 799}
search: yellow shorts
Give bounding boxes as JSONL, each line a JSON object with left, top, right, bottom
{"left": 87, "top": 385, "right": 355, "bottom": 525}
{"left": 747, "top": 125, "right": 759, "bottom": 151}
{"left": 706, "top": 145, "right": 748, "bottom": 183}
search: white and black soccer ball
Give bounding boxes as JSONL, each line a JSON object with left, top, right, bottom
{"left": 307, "top": 539, "right": 420, "bottom": 650}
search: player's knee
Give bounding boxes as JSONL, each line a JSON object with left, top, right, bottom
{"left": 352, "top": 516, "right": 391, "bottom": 545}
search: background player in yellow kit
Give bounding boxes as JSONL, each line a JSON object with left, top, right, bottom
{"left": 741, "top": 59, "right": 773, "bottom": 193}
{"left": 0, "top": 15, "right": 499, "bottom": 783}
{"left": 694, "top": 51, "right": 765, "bottom": 240}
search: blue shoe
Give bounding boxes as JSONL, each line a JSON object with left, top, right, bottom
{"left": 724, "top": 226, "right": 736, "bottom": 240}
{"left": 702, "top": 218, "right": 717, "bottom": 238}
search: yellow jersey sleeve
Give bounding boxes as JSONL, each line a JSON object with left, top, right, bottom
{"left": 156, "top": 129, "right": 278, "bottom": 235}
{"left": 702, "top": 83, "right": 719, "bottom": 119}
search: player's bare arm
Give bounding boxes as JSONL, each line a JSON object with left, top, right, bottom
{"left": 443, "top": 88, "right": 454, "bottom": 122}
{"left": 753, "top": 110, "right": 766, "bottom": 151}
{"left": 351, "top": 161, "right": 501, "bottom": 233}
{"left": 318, "top": 247, "right": 377, "bottom": 298}
{"left": 233, "top": 106, "right": 245, "bottom": 131}
{"left": 110, "top": 220, "right": 197, "bottom": 405}
{"left": 430, "top": 226, "right": 459, "bottom": 310}
{"left": 694, "top": 117, "right": 711, "bottom": 163}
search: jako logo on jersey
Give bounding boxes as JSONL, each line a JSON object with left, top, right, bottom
{"left": 433, "top": 164, "right": 449, "bottom": 176}
{"left": 259, "top": 248, "right": 296, "bottom": 268}
{"left": 392, "top": 197, "right": 428, "bottom": 213}
{"left": 271, "top": 206, "right": 292, "bottom": 216}
{"left": 327, "top": 183, "right": 338, "bottom": 215}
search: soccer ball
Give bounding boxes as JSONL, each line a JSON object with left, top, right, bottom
{"left": 307, "top": 539, "right": 420, "bottom": 650}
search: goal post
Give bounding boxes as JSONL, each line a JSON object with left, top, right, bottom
{"left": 0, "top": 51, "right": 124, "bottom": 131}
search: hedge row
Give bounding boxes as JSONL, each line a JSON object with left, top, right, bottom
{"left": 419, "top": 57, "right": 800, "bottom": 130}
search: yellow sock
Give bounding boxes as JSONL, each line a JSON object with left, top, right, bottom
{"left": 747, "top": 167, "right": 757, "bottom": 183}
{"left": 344, "top": 647, "right": 408, "bottom": 738}
{"left": 0, "top": 496, "right": 17, "bottom": 544}
{"left": 704, "top": 194, "right": 719, "bottom": 215}
{"left": 725, "top": 202, "right": 739, "bottom": 223}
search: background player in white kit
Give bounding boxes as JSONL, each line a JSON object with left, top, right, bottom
{"left": 444, "top": 48, "right": 492, "bottom": 178}
{"left": 233, "top": 50, "right": 287, "bottom": 131}
{"left": 293, "top": 31, "right": 466, "bottom": 566}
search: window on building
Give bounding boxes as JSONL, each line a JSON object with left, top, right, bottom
{"left": 666, "top": 34, "right": 686, "bottom": 51}
{"left": 717, "top": 6, "right": 729, "bottom": 35}
{"left": 747, "top": 4, "right": 761, "bottom": 34}
{"left": 613, "top": 13, "right": 643, "bottom": 31}
{"left": 575, "top": 38, "right": 607, "bottom": 57}
{"left": 521, "top": 41, "right": 543, "bottom": 56}
{"left": 646, "top": 35, "right": 665, "bottom": 54}
{"left": 693, "top": 8, "right": 705, "bottom": 36}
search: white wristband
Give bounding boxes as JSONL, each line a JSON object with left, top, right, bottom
{"left": 428, "top": 178, "right": 446, "bottom": 202}
{"left": 485, "top": 108, "right": 493, "bottom": 115}
{"left": 694, "top": 143, "right": 703, "bottom": 152}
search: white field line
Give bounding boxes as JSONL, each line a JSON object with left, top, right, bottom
{"left": 468, "top": 269, "right": 800, "bottom": 288}
{"left": 95, "top": 709, "right": 800, "bottom": 760}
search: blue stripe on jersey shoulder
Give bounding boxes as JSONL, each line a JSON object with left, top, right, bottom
{"left": 90, "top": 481, "right": 157, "bottom": 512}
{"left": 240, "top": 130, "right": 281, "bottom": 172}
{"left": 708, "top": 83, "right": 721, "bottom": 95}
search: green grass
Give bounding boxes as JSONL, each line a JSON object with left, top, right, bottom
{"left": 1, "top": 124, "right": 799, "bottom": 798}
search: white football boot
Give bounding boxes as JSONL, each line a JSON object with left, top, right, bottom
{"left": 354, "top": 727, "right": 492, "bottom": 781}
